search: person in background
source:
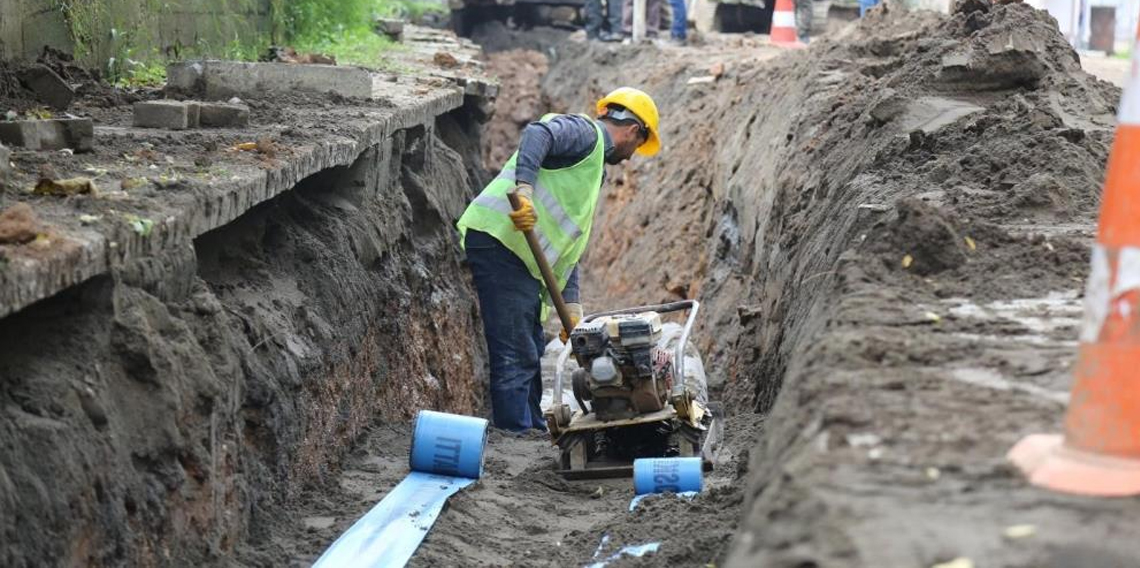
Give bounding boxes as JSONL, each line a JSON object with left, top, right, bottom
{"left": 622, "top": 0, "right": 664, "bottom": 39}
{"left": 668, "top": 0, "right": 687, "bottom": 45}
{"left": 795, "top": 0, "right": 813, "bottom": 43}
{"left": 586, "top": 0, "right": 625, "bottom": 41}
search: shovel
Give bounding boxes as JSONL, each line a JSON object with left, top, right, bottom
{"left": 507, "top": 190, "right": 576, "bottom": 337}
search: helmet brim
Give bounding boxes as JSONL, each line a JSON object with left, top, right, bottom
{"left": 636, "top": 129, "right": 660, "bottom": 157}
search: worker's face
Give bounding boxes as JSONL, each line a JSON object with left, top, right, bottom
{"left": 607, "top": 123, "right": 646, "bottom": 164}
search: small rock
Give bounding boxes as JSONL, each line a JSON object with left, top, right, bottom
{"left": 375, "top": 18, "right": 405, "bottom": 42}
{"left": 76, "top": 385, "right": 108, "bottom": 429}
{"left": 302, "top": 516, "right": 337, "bottom": 531}
{"left": 847, "top": 433, "right": 882, "bottom": 447}
{"left": 869, "top": 88, "right": 905, "bottom": 124}
{"left": 932, "top": 558, "right": 973, "bottom": 568}
{"left": 1003, "top": 524, "right": 1037, "bottom": 539}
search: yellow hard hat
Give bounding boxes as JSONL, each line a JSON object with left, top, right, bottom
{"left": 596, "top": 87, "right": 660, "bottom": 157}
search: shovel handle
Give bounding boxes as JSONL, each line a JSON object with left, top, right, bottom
{"left": 507, "top": 191, "right": 576, "bottom": 335}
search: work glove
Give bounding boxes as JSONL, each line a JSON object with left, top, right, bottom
{"left": 560, "top": 302, "right": 584, "bottom": 343}
{"left": 509, "top": 183, "right": 537, "bottom": 232}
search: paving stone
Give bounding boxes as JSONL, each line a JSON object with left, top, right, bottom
{"left": 133, "top": 100, "right": 191, "bottom": 130}
{"left": 18, "top": 64, "right": 75, "bottom": 110}
{"left": 0, "top": 118, "right": 94, "bottom": 152}
{"left": 199, "top": 102, "right": 250, "bottom": 128}
{"left": 167, "top": 60, "right": 380, "bottom": 100}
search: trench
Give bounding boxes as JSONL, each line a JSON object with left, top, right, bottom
{"left": 5, "top": 4, "right": 1140, "bottom": 567}
{"left": 0, "top": 106, "right": 492, "bottom": 567}
{"left": 462, "top": 4, "right": 1137, "bottom": 565}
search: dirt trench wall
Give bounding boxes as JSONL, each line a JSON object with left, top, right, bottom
{"left": 541, "top": 4, "right": 1123, "bottom": 565}
{"left": 0, "top": 110, "right": 487, "bottom": 567}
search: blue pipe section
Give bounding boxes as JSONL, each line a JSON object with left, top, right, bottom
{"left": 632, "top": 457, "right": 703, "bottom": 495}
{"left": 313, "top": 410, "right": 489, "bottom": 568}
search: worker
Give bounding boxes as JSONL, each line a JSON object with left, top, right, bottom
{"left": 667, "top": 0, "right": 687, "bottom": 45}
{"left": 622, "top": 0, "right": 664, "bottom": 39}
{"left": 457, "top": 88, "right": 661, "bottom": 432}
{"left": 795, "top": 0, "right": 813, "bottom": 43}
{"left": 586, "top": 0, "right": 625, "bottom": 41}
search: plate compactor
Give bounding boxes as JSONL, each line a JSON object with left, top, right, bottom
{"left": 545, "top": 300, "right": 723, "bottom": 479}
{"left": 502, "top": 191, "right": 722, "bottom": 480}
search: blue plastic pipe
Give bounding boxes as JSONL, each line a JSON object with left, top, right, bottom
{"left": 313, "top": 410, "right": 489, "bottom": 568}
{"left": 632, "top": 457, "right": 703, "bottom": 495}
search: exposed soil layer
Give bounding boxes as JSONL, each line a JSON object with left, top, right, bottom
{"left": 531, "top": 3, "right": 1138, "bottom": 566}
{"left": 4, "top": 4, "right": 1138, "bottom": 567}
{"left": 482, "top": 49, "right": 549, "bottom": 170}
{"left": 0, "top": 36, "right": 492, "bottom": 566}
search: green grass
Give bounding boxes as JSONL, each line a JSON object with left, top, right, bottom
{"left": 113, "top": 58, "right": 167, "bottom": 87}
{"left": 292, "top": 27, "right": 400, "bottom": 69}
{"left": 57, "top": 0, "right": 426, "bottom": 87}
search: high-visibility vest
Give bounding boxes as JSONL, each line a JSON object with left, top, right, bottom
{"left": 457, "top": 113, "right": 606, "bottom": 311}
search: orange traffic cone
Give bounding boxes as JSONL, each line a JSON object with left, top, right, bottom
{"left": 1007, "top": 23, "right": 1140, "bottom": 496}
{"left": 770, "top": 0, "right": 802, "bottom": 46}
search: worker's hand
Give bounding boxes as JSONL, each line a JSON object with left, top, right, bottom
{"left": 560, "top": 303, "right": 584, "bottom": 343}
{"left": 509, "top": 184, "right": 537, "bottom": 232}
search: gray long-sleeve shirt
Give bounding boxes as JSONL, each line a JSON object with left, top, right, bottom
{"left": 515, "top": 114, "right": 614, "bottom": 186}
{"left": 512, "top": 114, "right": 614, "bottom": 305}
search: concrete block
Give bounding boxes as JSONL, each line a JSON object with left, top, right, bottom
{"left": 133, "top": 100, "right": 192, "bottom": 130}
{"left": 199, "top": 102, "right": 250, "bottom": 128}
{"left": 18, "top": 64, "right": 75, "bottom": 110}
{"left": 167, "top": 60, "right": 380, "bottom": 100}
{"left": 0, "top": 144, "right": 10, "bottom": 187}
{"left": 0, "top": 118, "right": 94, "bottom": 152}
{"left": 166, "top": 61, "right": 205, "bottom": 97}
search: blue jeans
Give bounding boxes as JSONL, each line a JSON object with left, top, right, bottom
{"left": 465, "top": 230, "right": 548, "bottom": 432}
{"left": 669, "top": 0, "right": 686, "bottom": 39}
